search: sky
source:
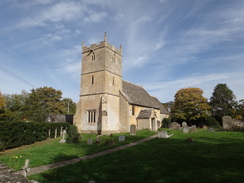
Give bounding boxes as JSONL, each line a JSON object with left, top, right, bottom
{"left": 0, "top": 0, "right": 244, "bottom": 103}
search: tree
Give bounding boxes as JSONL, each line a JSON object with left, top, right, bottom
{"left": 171, "top": 87, "right": 211, "bottom": 125}
{"left": 62, "top": 98, "right": 76, "bottom": 115}
{"left": 209, "top": 83, "right": 237, "bottom": 122}
{"left": 24, "top": 87, "right": 66, "bottom": 122}
{"left": 4, "top": 91, "right": 29, "bottom": 121}
{"left": 0, "top": 92, "right": 5, "bottom": 121}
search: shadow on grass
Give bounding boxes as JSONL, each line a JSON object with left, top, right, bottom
{"left": 29, "top": 132, "right": 244, "bottom": 183}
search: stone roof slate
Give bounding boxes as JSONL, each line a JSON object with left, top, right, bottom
{"left": 122, "top": 80, "right": 159, "bottom": 109}
{"left": 151, "top": 96, "right": 170, "bottom": 115}
{"left": 137, "top": 109, "right": 152, "bottom": 119}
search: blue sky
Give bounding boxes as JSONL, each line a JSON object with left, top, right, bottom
{"left": 0, "top": 0, "right": 243, "bottom": 103}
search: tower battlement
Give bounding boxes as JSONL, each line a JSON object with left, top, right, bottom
{"left": 82, "top": 33, "right": 122, "bottom": 56}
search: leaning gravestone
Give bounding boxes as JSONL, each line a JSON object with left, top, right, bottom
{"left": 118, "top": 135, "right": 125, "bottom": 141}
{"left": 183, "top": 126, "right": 189, "bottom": 133}
{"left": 130, "top": 124, "right": 136, "bottom": 135}
{"left": 222, "top": 116, "right": 233, "bottom": 130}
{"left": 191, "top": 125, "right": 197, "bottom": 132}
{"left": 87, "top": 139, "right": 93, "bottom": 145}
{"left": 182, "top": 121, "right": 187, "bottom": 127}
{"left": 158, "top": 131, "right": 173, "bottom": 138}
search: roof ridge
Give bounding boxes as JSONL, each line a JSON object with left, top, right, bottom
{"left": 122, "top": 80, "right": 144, "bottom": 88}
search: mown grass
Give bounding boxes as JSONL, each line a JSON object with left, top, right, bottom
{"left": 29, "top": 129, "right": 244, "bottom": 183}
{"left": 0, "top": 129, "right": 156, "bottom": 170}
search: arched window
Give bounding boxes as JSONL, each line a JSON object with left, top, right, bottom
{"left": 92, "top": 53, "right": 95, "bottom": 61}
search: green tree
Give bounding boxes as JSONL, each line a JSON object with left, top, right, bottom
{"left": 171, "top": 87, "right": 211, "bottom": 125}
{"left": 24, "top": 87, "right": 66, "bottom": 122}
{"left": 62, "top": 98, "right": 76, "bottom": 115}
{"left": 209, "top": 83, "right": 237, "bottom": 122}
{"left": 4, "top": 91, "right": 28, "bottom": 121}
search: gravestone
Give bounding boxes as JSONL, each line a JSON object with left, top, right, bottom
{"left": 60, "top": 126, "right": 63, "bottom": 136}
{"left": 203, "top": 126, "right": 208, "bottom": 130}
{"left": 118, "top": 135, "right": 125, "bottom": 141}
{"left": 48, "top": 129, "right": 51, "bottom": 139}
{"left": 130, "top": 124, "right": 136, "bottom": 135}
{"left": 158, "top": 131, "right": 173, "bottom": 138}
{"left": 183, "top": 126, "right": 189, "bottom": 133}
{"left": 59, "top": 130, "right": 66, "bottom": 143}
{"left": 96, "top": 135, "right": 101, "bottom": 144}
{"left": 171, "top": 122, "right": 181, "bottom": 129}
{"left": 54, "top": 128, "right": 57, "bottom": 138}
{"left": 87, "top": 139, "right": 93, "bottom": 145}
{"left": 222, "top": 116, "right": 233, "bottom": 129}
{"left": 182, "top": 121, "right": 187, "bottom": 127}
{"left": 191, "top": 125, "right": 197, "bottom": 132}
{"left": 21, "top": 159, "right": 30, "bottom": 177}
{"left": 208, "top": 127, "right": 215, "bottom": 132}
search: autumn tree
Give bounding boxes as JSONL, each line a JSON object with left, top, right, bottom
{"left": 171, "top": 87, "right": 211, "bottom": 125}
{"left": 209, "top": 83, "right": 237, "bottom": 122}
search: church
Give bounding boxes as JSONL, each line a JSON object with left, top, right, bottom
{"left": 74, "top": 33, "right": 169, "bottom": 134}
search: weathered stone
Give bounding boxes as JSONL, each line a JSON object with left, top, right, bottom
{"left": 203, "top": 126, "right": 208, "bottom": 130}
{"left": 183, "top": 126, "right": 189, "bottom": 133}
{"left": 87, "top": 139, "right": 93, "bottom": 145}
{"left": 59, "top": 130, "right": 66, "bottom": 143}
{"left": 208, "top": 127, "right": 215, "bottom": 132}
{"left": 222, "top": 116, "right": 233, "bottom": 129}
{"left": 118, "top": 135, "right": 125, "bottom": 141}
{"left": 182, "top": 121, "right": 187, "bottom": 127}
{"left": 130, "top": 124, "right": 136, "bottom": 135}
{"left": 171, "top": 122, "right": 181, "bottom": 129}
{"left": 158, "top": 131, "right": 173, "bottom": 138}
{"left": 191, "top": 125, "right": 197, "bottom": 132}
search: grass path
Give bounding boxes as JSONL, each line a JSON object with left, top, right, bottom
{"left": 25, "top": 134, "right": 158, "bottom": 175}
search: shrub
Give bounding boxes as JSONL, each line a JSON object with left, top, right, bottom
{"left": 162, "top": 117, "right": 171, "bottom": 128}
{"left": 0, "top": 121, "right": 70, "bottom": 151}
{"left": 66, "top": 125, "right": 81, "bottom": 143}
{"left": 205, "top": 117, "right": 221, "bottom": 128}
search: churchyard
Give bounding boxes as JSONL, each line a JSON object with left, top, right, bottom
{"left": 0, "top": 128, "right": 243, "bottom": 183}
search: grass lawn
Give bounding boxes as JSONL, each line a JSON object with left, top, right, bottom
{"left": 29, "top": 129, "right": 244, "bottom": 183}
{"left": 0, "top": 129, "right": 156, "bottom": 170}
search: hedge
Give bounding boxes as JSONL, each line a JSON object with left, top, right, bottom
{"left": 0, "top": 122, "right": 70, "bottom": 151}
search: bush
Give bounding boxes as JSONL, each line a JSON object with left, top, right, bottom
{"left": 0, "top": 121, "right": 70, "bottom": 151}
{"left": 162, "top": 117, "right": 171, "bottom": 128}
{"left": 66, "top": 125, "right": 81, "bottom": 143}
{"left": 205, "top": 117, "right": 221, "bottom": 128}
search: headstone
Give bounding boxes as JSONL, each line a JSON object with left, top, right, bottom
{"left": 182, "top": 126, "right": 189, "bottom": 133}
{"left": 203, "top": 126, "right": 208, "bottom": 130}
{"left": 96, "top": 135, "right": 101, "bottom": 144}
{"left": 208, "top": 127, "right": 215, "bottom": 132}
{"left": 130, "top": 124, "right": 136, "bottom": 135}
{"left": 59, "top": 130, "right": 66, "bottom": 143}
{"left": 158, "top": 131, "right": 173, "bottom": 138}
{"left": 222, "top": 116, "right": 233, "bottom": 129}
{"left": 118, "top": 135, "right": 125, "bottom": 141}
{"left": 21, "top": 159, "right": 30, "bottom": 177}
{"left": 87, "top": 139, "right": 93, "bottom": 145}
{"left": 60, "top": 126, "right": 63, "bottom": 136}
{"left": 191, "top": 125, "right": 197, "bottom": 132}
{"left": 182, "top": 121, "right": 187, "bottom": 127}
{"left": 171, "top": 122, "right": 181, "bottom": 129}
{"left": 54, "top": 128, "right": 57, "bottom": 138}
{"left": 48, "top": 129, "right": 51, "bottom": 139}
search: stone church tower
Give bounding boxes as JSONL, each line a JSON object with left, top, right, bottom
{"left": 74, "top": 33, "right": 123, "bottom": 134}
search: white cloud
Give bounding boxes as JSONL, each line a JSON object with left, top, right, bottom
{"left": 18, "top": 1, "right": 84, "bottom": 27}
{"left": 84, "top": 11, "right": 107, "bottom": 22}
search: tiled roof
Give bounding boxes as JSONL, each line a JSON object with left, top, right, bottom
{"left": 122, "top": 80, "right": 159, "bottom": 109}
{"left": 151, "top": 96, "right": 170, "bottom": 115}
{"left": 137, "top": 109, "right": 152, "bottom": 119}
